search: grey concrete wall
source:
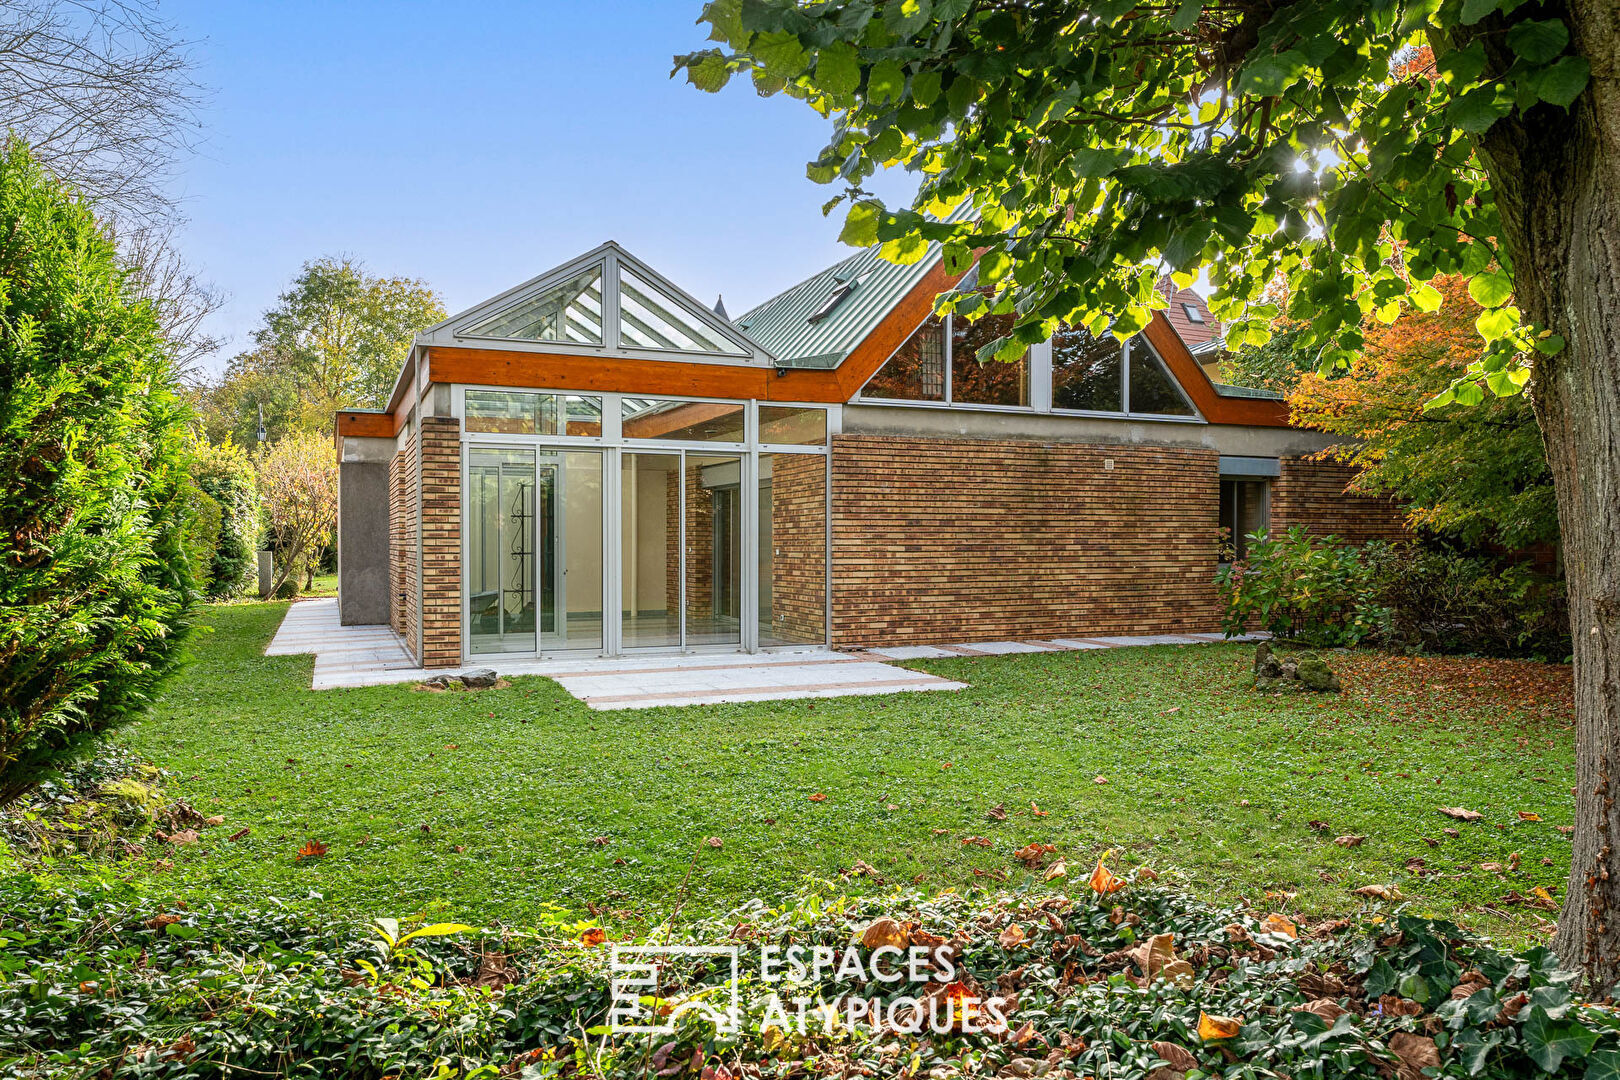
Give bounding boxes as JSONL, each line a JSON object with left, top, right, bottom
{"left": 841, "top": 402, "right": 1340, "bottom": 458}
{"left": 338, "top": 436, "right": 395, "bottom": 625}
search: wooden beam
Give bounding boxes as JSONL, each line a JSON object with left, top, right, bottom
{"left": 335, "top": 411, "right": 393, "bottom": 441}
{"left": 428, "top": 346, "right": 774, "bottom": 400}
{"left": 1139, "top": 316, "right": 1290, "bottom": 427}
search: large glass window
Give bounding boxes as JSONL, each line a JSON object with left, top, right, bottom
{"left": 951, "top": 310, "right": 1029, "bottom": 406}
{"left": 620, "top": 453, "right": 682, "bottom": 648}
{"left": 861, "top": 316, "right": 946, "bottom": 401}
{"left": 621, "top": 398, "right": 745, "bottom": 442}
{"left": 465, "top": 391, "right": 603, "bottom": 436}
{"left": 685, "top": 455, "right": 743, "bottom": 647}
{"left": 759, "top": 453, "right": 827, "bottom": 646}
{"left": 861, "top": 307, "right": 1029, "bottom": 407}
{"left": 1128, "top": 336, "right": 1196, "bottom": 416}
{"left": 618, "top": 268, "right": 748, "bottom": 356}
{"left": 758, "top": 405, "right": 828, "bottom": 446}
{"left": 467, "top": 447, "right": 538, "bottom": 655}
{"left": 1052, "top": 325, "right": 1124, "bottom": 412}
{"left": 1220, "top": 479, "right": 1269, "bottom": 563}
{"left": 466, "top": 266, "right": 604, "bottom": 344}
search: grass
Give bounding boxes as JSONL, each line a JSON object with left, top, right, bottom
{"left": 102, "top": 601, "right": 1574, "bottom": 944}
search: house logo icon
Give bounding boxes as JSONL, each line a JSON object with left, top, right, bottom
{"left": 609, "top": 945, "right": 741, "bottom": 1034}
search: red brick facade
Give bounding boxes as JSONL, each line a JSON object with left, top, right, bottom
{"left": 389, "top": 426, "right": 418, "bottom": 646}
{"left": 826, "top": 435, "right": 1224, "bottom": 647}
{"left": 765, "top": 453, "right": 828, "bottom": 644}
{"left": 825, "top": 436, "right": 1407, "bottom": 649}
{"left": 419, "top": 416, "right": 463, "bottom": 667}
{"left": 1271, "top": 457, "right": 1406, "bottom": 545}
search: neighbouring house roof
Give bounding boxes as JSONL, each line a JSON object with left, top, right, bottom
{"left": 1156, "top": 278, "right": 1221, "bottom": 347}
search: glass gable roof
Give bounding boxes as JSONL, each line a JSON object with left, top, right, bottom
{"left": 466, "top": 265, "right": 604, "bottom": 344}
{"left": 618, "top": 267, "right": 747, "bottom": 356}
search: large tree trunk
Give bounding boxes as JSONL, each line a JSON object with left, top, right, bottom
{"left": 1470, "top": 0, "right": 1620, "bottom": 991}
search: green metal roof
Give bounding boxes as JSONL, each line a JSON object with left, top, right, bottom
{"left": 736, "top": 241, "right": 945, "bottom": 369}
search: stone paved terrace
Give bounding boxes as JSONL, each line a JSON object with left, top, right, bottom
{"left": 266, "top": 599, "right": 1264, "bottom": 709}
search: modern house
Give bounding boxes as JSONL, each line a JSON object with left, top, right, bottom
{"left": 334, "top": 240, "right": 1403, "bottom": 667}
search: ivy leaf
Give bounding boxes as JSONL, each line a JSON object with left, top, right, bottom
{"left": 838, "top": 200, "right": 883, "bottom": 247}
{"left": 1506, "top": 19, "right": 1569, "bottom": 64}
{"left": 1585, "top": 1049, "right": 1620, "bottom": 1080}
{"left": 1467, "top": 270, "right": 1513, "bottom": 308}
{"left": 1521, "top": 1005, "right": 1599, "bottom": 1073}
{"left": 815, "top": 42, "right": 860, "bottom": 95}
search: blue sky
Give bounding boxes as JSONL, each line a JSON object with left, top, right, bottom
{"left": 163, "top": 1, "right": 916, "bottom": 373}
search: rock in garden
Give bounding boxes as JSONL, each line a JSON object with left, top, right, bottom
{"left": 420, "top": 673, "right": 455, "bottom": 688}
{"left": 458, "top": 667, "right": 499, "bottom": 689}
{"left": 1253, "top": 644, "right": 1340, "bottom": 693}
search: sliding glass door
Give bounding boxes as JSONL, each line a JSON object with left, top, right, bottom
{"left": 467, "top": 446, "right": 602, "bottom": 657}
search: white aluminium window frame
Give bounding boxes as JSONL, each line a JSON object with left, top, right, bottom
{"left": 855, "top": 312, "right": 1205, "bottom": 424}
{"left": 451, "top": 386, "right": 835, "bottom": 661}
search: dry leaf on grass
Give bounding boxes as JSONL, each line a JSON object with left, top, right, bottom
{"left": 1351, "top": 884, "right": 1403, "bottom": 900}
{"left": 1334, "top": 835, "right": 1365, "bottom": 847}
{"left": 861, "top": 917, "right": 910, "bottom": 950}
{"left": 294, "top": 840, "right": 327, "bottom": 862}
{"left": 1389, "top": 1032, "right": 1439, "bottom": 1080}
{"left": 1089, "top": 856, "right": 1125, "bottom": 895}
{"left": 1260, "top": 913, "right": 1298, "bottom": 939}
{"left": 1031, "top": 802, "right": 1049, "bottom": 817}
{"left": 962, "top": 836, "right": 993, "bottom": 848}
{"left": 1438, "top": 806, "right": 1483, "bottom": 822}
{"left": 1012, "top": 842, "right": 1055, "bottom": 869}
{"left": 580, "top": 928, "right": 607, "bottom": 946}
{"left": 1093, "top": 776, "right": 1109, "bottom": 785}
{"left": 1518, "top": 811, "right": 1542, "bottom": 821}
{"left": 998, "top": 923, "right": 1026, "bottom": 949}
{"left": 1044, "top": 858, "right": 1068, "bottom": 881}
{"left": 1152, "top": 1042, "right": 1198, "bottom": 1071}
{"left": 987, "top": 804, "right": 1008, "bottom": 821}
{"left": 808, "top": 793, "right": 827, "bottom": 802}
{"left": 705, "top": 837, "right": 723, "bottom": 849}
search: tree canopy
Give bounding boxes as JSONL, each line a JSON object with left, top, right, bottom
{"left": 197, "top": 257, "right": 444, "bottom": 444}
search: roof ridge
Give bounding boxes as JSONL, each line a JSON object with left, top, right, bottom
{"left": 737, "top": 247, "right": 866, "bottom": 325}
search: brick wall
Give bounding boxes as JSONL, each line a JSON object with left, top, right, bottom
{"left": 766, "top": 453, "right": 827, "bottom": 644}
{"left": 682, "top": 459, "right": 716, "bottom": 620}
{"left": 1271, "top": 457, "right": 1407, "bottom": 544}
{"left": 419, "top": 416, "right": 462, "bottom": 667}
{"left": 828, "top": 435, "right": 1224, "bottom": 647}
{"left": 389, "top": 427, "right": 419, "bottom": 653}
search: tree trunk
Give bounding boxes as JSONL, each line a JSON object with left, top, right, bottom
{"left": 1471, "top": 0, "right": 1620, "bottom": 991}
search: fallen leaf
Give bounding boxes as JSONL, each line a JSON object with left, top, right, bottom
{"left": 861, "top": 917, "right": 909, "bottom": 950}
{"left": 1089, "top": 856, "right": 1125, "bottom": 895}
{"left": 987, "top": 804, "right": 1008, "bottom": 822}
{"left": 145, "top": 913, "right": 181, "bottom": 930}
{"left": 1334, "top": 835, "right": 1366, "bottom": 847}
{"left": 1012, "top": 842, "right": 1055, "bottom": 869}
{"left": 1517, "top": 811, "right": 1542, "bottom": 821}
{"left": 705, "top": 837, "right": 723, "bottom": 849}
{"left": 1295, "top": 999, "right": 1347, "bottom": 1022}
{"left": 1093, "top": 776, "right": 1109, "bottom": 785}
{"left": 1351, "top": 884, "right": 1403, "bottom": 900}
{"left": 202, "top": 815, "right": 224, "bottom": 827}
{"left": 1438, "top": 806, "right": 1483, "bottom": 822}
{"left": 295, "top": 840, "right": 327, "bottom": 862}
{"left": 1044, "top": 858, "right": 1068, "bottom": 881}
{"left": 1152, "top": 1042, "right": 1198, "bottom": 1071}
{"left": 1197, "top": 1012, "right": 1243, "bottom": 1041}
{"left": 1389, "top": 1032, "right": 1439, "bottom": 1080}
{"left": 581, "top": 928, "right": 607, "bottom": 946}
{"left": 228, "top": 827, "right": 250, "bottom": 841}
{"left": 998, "top": 924, "right": 1026, "bottom": 949}
{"left": 931, "top": 828, "right": 949, "bottom": 835}
{"left": 885, "top": 803, "right": 899, "bottom": 811}
{"left": 808, "top": 793, "right": 827, "bottom": 802}
{"left": 1031, "top": 802, "right": 1049, "bottom": 817}
{"left": 1307, "top": 820, "right": 1331, "bottom": 832}
{"left": 591, "top": 836, "right": 611, "bottom": 846}
{"left": 168, "top": 829, "right": 199, "bottom": 846}
{"left": 1480, "top": 861, "right": 1505, "bottom": 873}
{"left": 1443, "top": 827, "right": 1461, "bottom": 838}
{"left": 1556, "top": 824, "right": 1575, "bottom": 835}
{"left": 961, "top": 836, "right": 993, "bottom": 848}
{"left": 1260, "top": 913, "right": 1298, "bottom": 939}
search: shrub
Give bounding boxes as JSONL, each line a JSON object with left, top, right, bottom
{"left": 256, "top": 430, "right": 337, "bottom": 598}
{"left": 0, "top": 142, "right": 193, "bottom": 806}
{"left": 190, "top": 438, "right": 262, "bottom": 598}
{"left": 1216, "top": 526, "right": 1391, "bottom": 646}
{"left": 180, "top": 482, "right": 222, "bottom": 591}
{"left": 1378, "top": 547, "right": 1570, "bottom": 660}
{"left": 0, "top": 874, "right": 1614, "bottom": 1079}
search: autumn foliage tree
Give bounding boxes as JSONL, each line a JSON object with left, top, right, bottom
{"left": 1289, "top": 275, "right": 1556, "bottom": 551}
{"left": 256, "top": 432, "right": 338, "bottom": 598}
{"left": 677, "top": 0, "right": 1620, "bottom": 985}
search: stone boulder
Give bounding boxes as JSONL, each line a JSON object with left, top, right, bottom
{"left": 1253, "top": 642, "right": 1341, "bottom": 693}
{"left": 458, "top": 667, "right": 500, "bottom": 689}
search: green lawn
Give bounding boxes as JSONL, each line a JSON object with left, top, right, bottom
{"left": 110, "top": 602, "right": 1574, "bottom": 943}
